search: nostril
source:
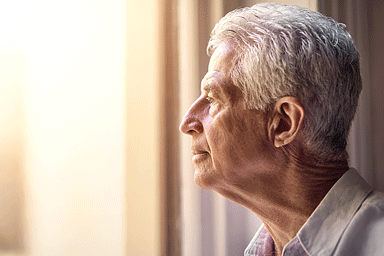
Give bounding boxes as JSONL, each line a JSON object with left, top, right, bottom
{"left": 187, "top": 121, "right": 203, "bottom": 134}
{"left": 180, "top": 116, "right": 203, "bottom": 135}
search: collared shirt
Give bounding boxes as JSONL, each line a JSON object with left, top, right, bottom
{"left": 245, "top": 168, "right": 384, "bottom": 256}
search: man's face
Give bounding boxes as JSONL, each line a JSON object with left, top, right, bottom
{"left": 179, "top": 43, "right": 273, "bottom": 190}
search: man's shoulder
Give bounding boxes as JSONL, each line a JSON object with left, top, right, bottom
{"left": 362, "top": 189, "right": 384, "bottom": 211}
{"left": 353, "top": 188, "right": 384, "bottom": 224}
{"left": 354, "top": 189, "right": 384, "bottom": 221}
{"left": 333, "top": 188, "right": 384, "bottom": 255}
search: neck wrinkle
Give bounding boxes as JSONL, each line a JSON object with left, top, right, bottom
{"left": 215, "top": 142, "right": 349, "bottom": 256}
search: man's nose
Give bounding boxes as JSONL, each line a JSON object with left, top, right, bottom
{"left": 179, "top": 99, "right": 204, "bottom": 135}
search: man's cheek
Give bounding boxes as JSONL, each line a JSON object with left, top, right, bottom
{"left": 208, "top": 124, "right": 231, "bottom": 149}
{"left": 208, "top": 132, "right": 237, "bottom": 164}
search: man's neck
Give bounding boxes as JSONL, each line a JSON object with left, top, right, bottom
{"left": 264, "top": 168, "right": 347, "bottom": 254}
{"left": 217, "top": 149, "right": 349, "bottom": 255}
{"left": 260, "top": 153, "right": 348, "bottom": 255}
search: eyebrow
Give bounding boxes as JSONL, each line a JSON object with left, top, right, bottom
{"left": 201, "top": 72, "right": 226, "bottom": 99}
{"left": 202, "top": 83, "right": 225, "bottom": 104}
{"left": 202, "top": 82, "right": 221, "bottom": 95}
{"left": 202, "top": 75, "right": 220, "bottom": 91}
{"left": 202, "top": 83, "right": 214, "bottom": 92}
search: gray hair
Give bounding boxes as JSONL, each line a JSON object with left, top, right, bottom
{"left": 207, "top": 3, "right": 362, "bottom": 160}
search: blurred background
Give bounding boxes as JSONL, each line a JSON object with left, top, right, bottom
{"left": 0, "top": 0, "right": 383, "bottom": 255}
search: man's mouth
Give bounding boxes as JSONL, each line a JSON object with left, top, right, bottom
{"left": 192, "top": 151, "right": 209, "bottom": 163}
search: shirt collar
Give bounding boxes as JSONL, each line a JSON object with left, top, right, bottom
{"left": 297, "top": 168, "right": 372, "bottom": 255}
{"left": 244, "top": 224, "right": 273, "bottom": 255}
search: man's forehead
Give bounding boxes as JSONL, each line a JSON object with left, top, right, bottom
{"left": 208, "top": 42, "right": 236, "bottom": 74}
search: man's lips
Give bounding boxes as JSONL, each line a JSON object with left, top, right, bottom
{"left": 192, "top": 150, "right": 209, "bottom": 155}
{"left": 191, "top": 140, "right": 210, "bottom": 161}
{"left": 191, "top": 150, "right": 209, "bottom": 163}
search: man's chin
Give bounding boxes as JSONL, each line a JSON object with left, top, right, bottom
{"left": 194, "top": 169, "right": 217, "bottom": 189}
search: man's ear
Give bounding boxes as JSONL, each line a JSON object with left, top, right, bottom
{"left": 269, "top": 97, "right": 305, "bottom": 148}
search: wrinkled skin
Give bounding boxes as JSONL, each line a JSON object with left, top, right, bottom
{"left": 179, "top": 43, "right": 275, "bottom": 191}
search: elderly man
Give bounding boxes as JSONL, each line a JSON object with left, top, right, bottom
{"left": 179, "top": 3, "right": 384, "bottom": 256}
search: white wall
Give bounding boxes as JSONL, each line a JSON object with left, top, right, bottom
{"left": 0, "top": 1, "right": 126, "bottom": 255}
{"left": 125, "top": 0, "right": 162, "bottom": 255}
